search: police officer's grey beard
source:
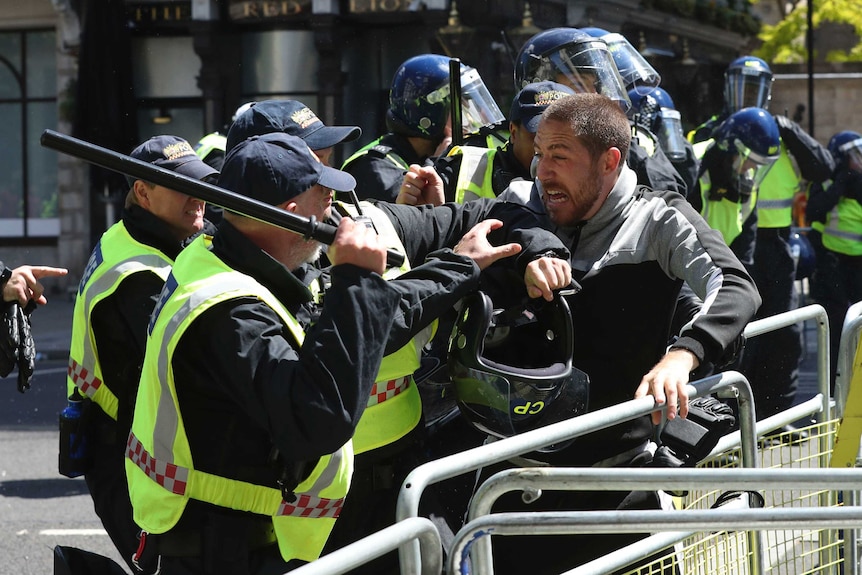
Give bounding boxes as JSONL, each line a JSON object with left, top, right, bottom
{"left": 303, "top": 242, "right": 325, "bottom": 265}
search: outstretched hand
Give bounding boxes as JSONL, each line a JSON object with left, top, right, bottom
{"left": 453, "top": 219, "right": 521, "bottom": 271}
{"left": 3, "top": 265, "right": 68, "bottom": 306}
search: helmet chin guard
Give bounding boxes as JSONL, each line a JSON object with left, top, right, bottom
{"left": 448, "top": 291, "right": 589, "bottom": 452}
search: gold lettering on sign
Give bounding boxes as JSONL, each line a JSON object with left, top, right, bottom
{"left": 232, "top": 1, "right": 306, "bottom": 19}
{"left": 349, "top": 0, "right": 408, "bottom": 13}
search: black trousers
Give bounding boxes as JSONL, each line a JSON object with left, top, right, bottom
{"left": 83, "top": 409, "right": 158, "bottom": 574}
{"left": 739, "top": 228, "right": 802, "bottom": 417}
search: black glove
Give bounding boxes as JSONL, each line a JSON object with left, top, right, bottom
{"left": 0, "top": 300, "right": 36, "bottom": 393}
{"left": 659, "top": 395, "right": 736, "bottom": 466}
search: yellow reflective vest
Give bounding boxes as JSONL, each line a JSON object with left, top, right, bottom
{"left": 819, "top": 180, "right": 862, "bottom": 256}
{"left": 694, "top": 139, "right": 757, "bottom": 246}
{"left": 756, "top": 141, "right": 797, "bottom": 229}
{"left": 67, "top": 222, "right": 173, "bottom": 419}
{"left": 341, "top": 137, "right": 409, "bottom": 172}
{"left": 445, "top": 145, "right": 498, "bottom": 203}
{"left": 329, "top": 202, "right": 432, "bottom": 454}
{"left": 126, "top": 235, "right": 352, "bottom": 563}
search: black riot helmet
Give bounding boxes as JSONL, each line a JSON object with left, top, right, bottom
{"left": 448, "top": 291, "right": 589, "bottom": 452}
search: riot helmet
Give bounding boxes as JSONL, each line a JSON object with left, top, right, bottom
{"left": 514, "top": 27, "right": 632, "bottom": 112}
{"left": 387, "top": 54, "right": 504, "bottom": 141}
{"left": 448, "top": 291, "right": 589, "bottom": 452}
{"left": 713, "top": 107, "right": 781, "bottom": 197}
{"left": 828, "top": 131, "right": 862, "bottom": 172}
{"left": 581, "top": 28, "right": 661, "bottom": 95}
{"left": 628, "top": 87, "right": 687, "bottom": 162}
{"left": 724, "top": 56, "right": 773, "bottom": 113}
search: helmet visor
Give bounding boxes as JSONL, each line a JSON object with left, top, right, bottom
{"left": 725, "top": 69, "right": 773, "bottom": 113}
{"left": 538, "top": 40, "right": 632, "bottom": 112}
{"left": 840, "top": 137, "right": 862, "bottom": 172}
{"left": 453, "top": 367, "right": 589, "bottom": 452}
{"left": 426, "top": 66, "right": 506, "bottom": 138}
{"left": 733, "top": 138, "right": 778, "bottom": 194}
{"left": 603, "top": 33, "right": 661, "bottom": 95}
{"left": 460, "top": 67, "right": 507, "bottom": 136}
{"left": 656, "top": 109, "right": 687, "bottom": 162}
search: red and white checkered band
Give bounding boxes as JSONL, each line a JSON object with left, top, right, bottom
{"left": 126, "top": 433, "right": 188, "bottom": 496}
{"left": 68, "top": 357, "right": 102, "bottom": 399}
{"left": 277, "top": 493, "right": 344, "bottom": 519}
{"left": 366, "top": 376, "right": 411, "bottom": 407}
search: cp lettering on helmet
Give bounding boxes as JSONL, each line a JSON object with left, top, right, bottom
{"left": 514, "top": 401, "right": 545, "bottom": 415}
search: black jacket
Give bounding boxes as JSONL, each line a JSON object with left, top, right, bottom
{"left": 342, "top": 133, "right": 424, "bottom": 203}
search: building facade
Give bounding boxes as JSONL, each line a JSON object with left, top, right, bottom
{"left": 0, "top": 0, "right": 858, "bottom": 294}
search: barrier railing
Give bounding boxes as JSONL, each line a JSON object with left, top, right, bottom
{"left": 396, "top": 371, "right": 759, "bottom": 574}
{"left": 284, "top": 305, "right": 835, "bottom": 575}
{"left": 287, "top": 517, "right": 442, "bottom": 575}
{"left": 452, "top": 467, "right": 862, "bottom": 575}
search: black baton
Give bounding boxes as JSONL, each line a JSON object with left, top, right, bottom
{"left": 40, "top": 129, "right": 405, "bottom": 268}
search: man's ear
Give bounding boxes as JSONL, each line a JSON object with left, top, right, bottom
{"left": 133, "top": 180, "right": 150, "bottom": 208}
{"left": 603, "top": 147, "right": 623, "bottom": 174}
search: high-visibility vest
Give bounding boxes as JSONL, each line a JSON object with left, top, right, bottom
{"left": 756, "top": 142, "right": 797, "bottom": 228}
{"left": 126, "top": 235, "right": 351, "bottom": 563}
{"left": 341, "top": 137, "right": 409, "bottom": 172}
{"left": 820, "top": 180, "right": 862, "bottom": 256}
{"left": 445, "top": 145, "right": 498, "bottom": 203}
{"left": 67, "top": 222, "right": 173, "bottom": 419}
{"left": 194, "top": 132, "right": 226, "bottom": 162}
{"left": 329, "top": 202, "right": 432, "bottom": 454}
{"left": 698, "top": 170, "right": 757, "bottom": 247}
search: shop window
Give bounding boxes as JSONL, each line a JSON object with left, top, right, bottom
{"left": 0, "top": 30, "right": 58, "bottom": 239}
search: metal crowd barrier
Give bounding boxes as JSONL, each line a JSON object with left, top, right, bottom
{"left": 288, "top": 517, "right": 442, "bottom": 575}
{"left": 284, "top": 304, "right": 843, "bottom": 575}
{"left": 395, "top": 371, "right": 759, "bottom": 575}
{"left": 452, "top": 468, "right": 862, "bottom": 575}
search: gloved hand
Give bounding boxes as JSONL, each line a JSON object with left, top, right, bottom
{"left": 659, "top": 395, "right": 736, "bottom": 466}
{"left": 0, "top": 300, "right": 36, "bottom": 393}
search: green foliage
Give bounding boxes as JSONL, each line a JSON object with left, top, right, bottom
{"left": 754, "top": 0, "right": 862, "bottom": 63}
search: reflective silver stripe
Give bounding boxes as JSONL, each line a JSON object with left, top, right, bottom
{"left": 823, "top": 227, "right": 862, "bottom": 242}
{"left": 152, "top": 280, "right": 238, "bottom": 462}
{"left": 757, "top": 197, "right": 794, "bottom": 209}
{"left": 127, "top": 432, "right": 189, "bottom": 496}
{"left": 366, "top": 376, "right": 411, "bottom": 407}
{"left": 73, "top": 256, "right": 169, "bottom": 399}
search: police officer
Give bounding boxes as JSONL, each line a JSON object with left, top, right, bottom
{"left": 515, "top": 27, "right": 688, "bottom": 197}
{"left": 807, "top": 131, "right": 862, "bottom": 390}
{"left": 629, "top": 87, "right": 699, "bottom": 195}
{"left": 125, "top": 132, "right": 573, "bottom": 574}
{"left": 66, "top": 135, "right": 218, "bottom": 574}
{"left": 341, "top": 54, "right": 504, "bottom": 202}
{"left": 692, "top": 57, "right": 834, "bottom": 430}
{"left": 399, "top": 81, "right": 575, "bottom": 205}
{"left": 689, "top": 107, "right": 780, "bottom": 265}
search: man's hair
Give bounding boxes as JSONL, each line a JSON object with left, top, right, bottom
{"left": 542, "top": 93, "right": 631, "bottom": 162}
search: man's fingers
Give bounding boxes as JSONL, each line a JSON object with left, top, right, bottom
{"left": 29, "top": 266, "right": 68, "bottom": 279}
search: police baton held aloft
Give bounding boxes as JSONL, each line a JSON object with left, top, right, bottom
{"left": 40, "top": 129, "right": 405, "bottom": 268}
